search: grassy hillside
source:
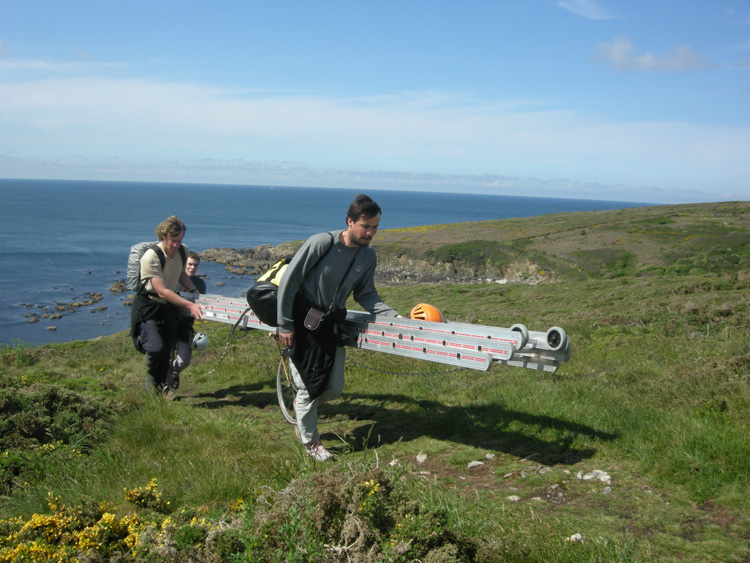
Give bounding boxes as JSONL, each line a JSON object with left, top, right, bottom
{"left": 1, "top": 201, "right": 749, "bottom": 562}
{"left": 373, "top": 200, "right": 750, "bottom": 284}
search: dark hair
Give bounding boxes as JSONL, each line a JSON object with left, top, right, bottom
{"left": 188, "top": 251, "right": 201, "bottom": 262}
{"left": 347, "top": 194, "right": 382, "bottom": 222}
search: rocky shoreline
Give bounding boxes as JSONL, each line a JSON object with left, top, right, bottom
{"left": 199, "top": 244, "right": 292, "bottom": 277}
{"left": 16, "top": 242, "right": 546, "bottom": 328}
{"left": 198, "top": 243, "right": 549, "bottom": 286}
{"left": 197, "top": 244, "right": 465, "bottom": 285}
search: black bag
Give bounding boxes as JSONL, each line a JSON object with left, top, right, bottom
{"left": 246, "top": 281, "right": 281, "bottom": 326}
{"left": 246, "top": 234, "right": 335, "bottom": 327}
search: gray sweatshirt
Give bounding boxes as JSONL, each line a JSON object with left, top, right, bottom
{"left": 277, "top": 230, "right": 397, "bottom": 332}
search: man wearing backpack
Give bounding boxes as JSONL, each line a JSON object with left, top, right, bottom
{"left": 131, "top": 216, "right": 203, "bottom": 394}
{"left": 276, "top": 194, "right": 400, "bottom": 461}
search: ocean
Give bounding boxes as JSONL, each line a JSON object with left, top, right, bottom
{"left": 0, "top": 179, "right": 650, "bottom": 346}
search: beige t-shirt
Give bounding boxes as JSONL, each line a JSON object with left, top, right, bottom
{"left": 140, "top": 243, "right": 188, "bottom": 303}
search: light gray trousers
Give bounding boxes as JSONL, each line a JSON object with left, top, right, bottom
{"left": 291, "top": 346, "right": 347, "bottom": 445}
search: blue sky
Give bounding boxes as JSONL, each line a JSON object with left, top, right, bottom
{"left": 1, "top": 1, "right": 748, "bottom": 204}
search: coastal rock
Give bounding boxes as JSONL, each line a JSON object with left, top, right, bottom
{"left": 199, "top": 241, "right": 554, "bottom": 286}
{"left": 199, "top": 245, "right": 296, "bottom": 278}
{"left": 20, "top": 293, "right": 107, "bottom": 324}
{"left": 55, "top": 293, "right": 104, "bottom": 313}
{"left": 110, "top": 280, "right": 127, "bottom": 293}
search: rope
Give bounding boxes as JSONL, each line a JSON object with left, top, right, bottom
{"left": 204, "top": 307, "right": 254, "bottom": 376}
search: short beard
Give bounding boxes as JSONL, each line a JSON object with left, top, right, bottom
{"left": 352, "top": 234, "right": 371, "bottom": 247}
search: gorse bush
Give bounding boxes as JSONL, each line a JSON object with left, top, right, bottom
{"left": 424, "top": 240, "right": 516, "bottom": 271}
{"left": 0, "top": 385, "right": 116, "bottom": 497}
{"left": 0, "top": 340, "right": 36, "bottom": 368}
{"left": 123, "top": 478, "right": 171, "bottom": 514}
{"left": 0, "top": 492, "right": 140, "bottom": 562}
{"left": 0, "top": 384, "right": 115, "bottom": 451}
{"left": 0, "top": 480, "right": 246, "bottom": 562}
{"left": 0, "top": 469, "right": 483, "bottom": 562}
{"left": 246, "top": 466, "right": 477, "bottom": 563}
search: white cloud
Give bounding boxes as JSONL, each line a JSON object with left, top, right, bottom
{"left": 0, "top": 68, "right": 748, "bottom": 203}
{"left": 593, "top": 36, "right": 714, "bottom": 72}
{"left": 0, "top": 152, "right": 740, "bottom": 204}
{"left": 558, "top": 0, "right": 618, "bottom": 20}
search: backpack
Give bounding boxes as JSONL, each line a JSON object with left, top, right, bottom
{"left": 126, "top": 241, "right": 187, "bottom": 294}
{"left": 246, "top": 233, "right": 334, "bottom": 327}
{"left": 256, "top": 258, "right": 290, "bottom": 285}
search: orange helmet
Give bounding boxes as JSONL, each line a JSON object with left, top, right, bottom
{"left": 408, "top": 303, "right": 444, "bottom": 322}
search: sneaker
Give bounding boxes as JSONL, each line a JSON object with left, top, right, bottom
{"left": 161, "top": 385, "right": 178, "bottom": 401}
{"left": 306, "top": 440, "right": 333, "bottom": 461}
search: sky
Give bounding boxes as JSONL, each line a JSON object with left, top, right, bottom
{"left": 1, "top": 1, "right": 749, "bottom": 204}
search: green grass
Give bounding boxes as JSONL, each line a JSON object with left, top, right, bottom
{"left": 2, "top": 202, "right": 750, "bottom": 561}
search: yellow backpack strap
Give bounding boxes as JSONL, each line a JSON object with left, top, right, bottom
{"left": 257, "top": 259, "right": 289, "bottom": 283}
{"left": 270, "top": 264, "right": 289, "bottom": 286}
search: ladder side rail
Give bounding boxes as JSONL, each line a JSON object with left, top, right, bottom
{"left": 347, "top": 320, "right": 514, "bottom": 362}
{"left": 345, "top": 311, "right": 526, "bottom": 349}
{"left": 353, "top": 334, "right": 493, "bottom": 371}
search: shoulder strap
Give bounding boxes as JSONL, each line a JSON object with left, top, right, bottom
{"left": 137, "top": 245, "right": 164, "bottom": 296}
{"left": 299, "top": 232, "right": 336, "bottom": 280}
{"left": 307, "top": 232, "right": 335, "bottom": 275}
{"left": 328, "top": 247, "right": 360, "bottom": 312}
{"left": 152, "top": 246, "right": 167, "bottom": 270}
{"left": 298, "top": 232, "right": 336, "bottom": 308}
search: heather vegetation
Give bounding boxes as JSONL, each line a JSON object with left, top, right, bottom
{"left": 1, "top": 201, "right": 749, "bottom": 562}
